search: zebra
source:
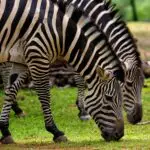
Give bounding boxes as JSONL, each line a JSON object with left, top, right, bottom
{"left": 0, "top": 0, "right": 125, "bottom": 143}
{"left": 53, "top": 0, "right": 144, "bottom": 124}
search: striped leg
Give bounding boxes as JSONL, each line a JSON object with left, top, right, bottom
{"left": 0, "top": 63, "right": 29, "bottom": 143}
{"left": 2, "top": 63, "right": 27, "bottom": 117}
{"left": 27, "top": 56, "right": 68, "bottom": 142}
{"left": 74, "top": 74, "right": 91, "bottom": 120}
{"left": 0, "top": 63, "right": 13, "bottom": 143}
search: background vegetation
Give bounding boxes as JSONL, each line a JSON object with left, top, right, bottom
{"left": 113, "top": 0, "right": 150, "bottom": 21}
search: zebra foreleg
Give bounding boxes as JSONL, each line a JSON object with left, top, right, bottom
{"left": 32, "top": 72, "right": 68, "bottom": 143}
{"left": 74, "top": 74, "right": 91, "bottom": 121}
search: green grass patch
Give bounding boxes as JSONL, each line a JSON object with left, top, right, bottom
{"left": 0, "top": 82, "right": 150, "bottom": 149}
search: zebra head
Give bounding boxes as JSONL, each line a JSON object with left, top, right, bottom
{"left": 122, "top": 61, "right": 144, "bottom": 124}
{"left": 85, "top": 69, "right": 124, "bottom": 141}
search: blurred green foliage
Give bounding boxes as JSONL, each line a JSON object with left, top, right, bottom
{"left": 112, "top": 0, "right": 150, "bottom": 21}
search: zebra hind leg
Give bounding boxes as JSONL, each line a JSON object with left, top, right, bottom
{"left": 0, "top": 67, "right": 29, "bottom": 144}
{"left": 10, "top": 73, "right": 25, "bottom": 117}
{"left": 0, "top": 85, "right": 17, "bottom": 144}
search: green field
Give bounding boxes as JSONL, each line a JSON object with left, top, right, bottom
{"left": 113, "top": 0, "right": 150, "bottom": 21}
{"left": 0, "top": 80, "right": 150, "bottom": 150}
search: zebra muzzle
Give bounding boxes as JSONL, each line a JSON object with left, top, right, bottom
{"left": 101, "top": 119, "right": 124, "bottom": 141}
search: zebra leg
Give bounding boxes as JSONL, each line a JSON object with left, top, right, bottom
{"left": 33, "top": 77, "right": 68, "bottom": 142}
{"left": 2, "top": 64, "right": 27, "bottom": 117}
{"left": 12, "top": 101, "right": 25, "bottom": 117}
{"left": 0, "top": 66, "right": 29, "bottom": 144}
{"left": 8, "top": 73, "right": 24, "bottom": 117}
{"left": 0, "top": 85, "right": 17, "bottom": 144}
{"left": 29, "top": 61, "right": 68, "bottom": 143}
{"left": 0, "top": 63, "right": 14, "bottom": 143}
{"left": 74, "top": 74, "right": 91, "bottom": 121}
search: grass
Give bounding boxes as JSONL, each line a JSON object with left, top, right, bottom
{"left": 0, "top": 80, "right": 150, "bottom": 150}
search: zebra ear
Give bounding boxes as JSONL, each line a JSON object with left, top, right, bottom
{"left": 96, "top": 67, "right": 113, "bottom": 80}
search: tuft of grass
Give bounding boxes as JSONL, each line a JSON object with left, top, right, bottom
{"left": 0, "top": 81, "right": 150, "bottom": 149}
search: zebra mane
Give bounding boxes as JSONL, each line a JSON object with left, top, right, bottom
{"left": 102, "top": 0, "right": 142, "bottom": 67}
{"left": 53, "top": 0, "right": 141, "bottom": 67}
{"left": 93, "top": 0, "right": 142, "bottom": 67}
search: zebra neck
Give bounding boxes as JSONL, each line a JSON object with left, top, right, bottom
{"left": 59, "top": 0, "right": 141, "bottom": 67}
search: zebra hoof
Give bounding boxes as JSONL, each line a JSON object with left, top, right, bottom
{"left": 15, "top": 111, "right": 26, "bottom": 118}
{"left": 80, "top": 115, "right": 91, "bottom": 121}
{"left": 0, "top": 135, "right": 15, "bottom": 144}
{"left": 53, "top": 135, "right": 68, "bottom": 143}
